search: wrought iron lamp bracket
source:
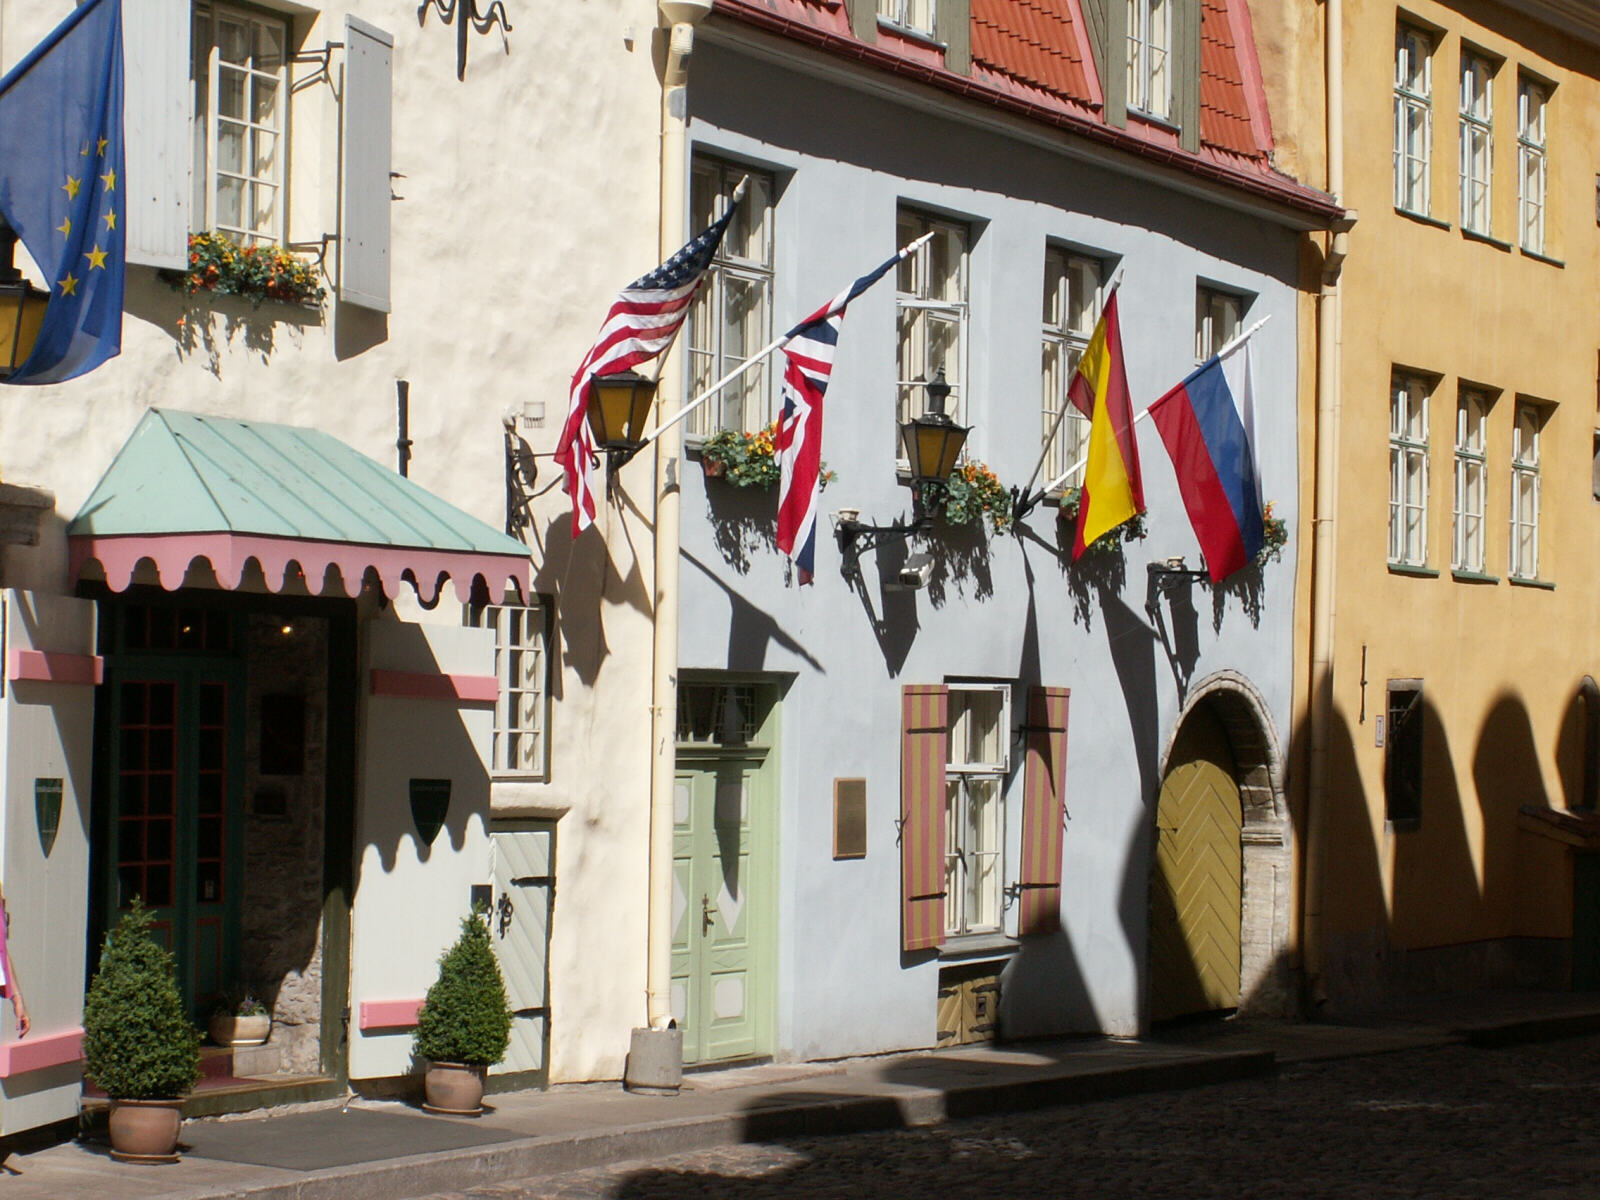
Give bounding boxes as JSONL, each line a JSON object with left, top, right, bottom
{"left": 418, "top": 0, "right": 513, "bottom": 80}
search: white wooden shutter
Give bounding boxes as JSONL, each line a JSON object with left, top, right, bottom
{"left": 340, "top": 16, "right": 393, "bottom": 312}
{"left": 122, "top": 0, "right": 191, "bottom": 269}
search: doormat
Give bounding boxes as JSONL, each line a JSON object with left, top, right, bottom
{"left": 184, "top": 1107, "right": 518, "bottom": 1171}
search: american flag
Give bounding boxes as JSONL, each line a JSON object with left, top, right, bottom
{"left": 775, "top": 245, "right": 918, "bottom": 583}
{"left": 554, "top": 200, "right": 741, "bottom": 537}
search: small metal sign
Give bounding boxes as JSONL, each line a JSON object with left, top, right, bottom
{"left": 409, "top": 778, "right": 451, "bottom": 847}
{"left": 35, "top": 777, "right": 62, "bottom": 858}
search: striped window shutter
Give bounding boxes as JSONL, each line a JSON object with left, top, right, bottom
{"left": 340, "top": 17, "right": 394, "bottom": 312}
{"left": 901, "top": 684, "right": 949, "bottom": 952}
{"left": 1018, "top": 686, "right": 1070, "bottom": 935}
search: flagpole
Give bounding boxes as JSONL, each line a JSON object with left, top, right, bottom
{"left": 636, "top": 231, "right": 936, "bottom": 447}
{"left": 1035, "top": 313, "right": 1272, "bottom": 498}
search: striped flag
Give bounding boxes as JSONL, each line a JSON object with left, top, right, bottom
{"left": 1066, "top": 288, "right": 1145, "bottom": 558}
{"left": 554, "top": 201, "right": 740, "bottom": 537}
{"left": 775, "top": 245, "right": 917, "bottom": 583}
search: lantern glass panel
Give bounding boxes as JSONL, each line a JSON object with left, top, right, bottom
{"left": 0, "top": 284, "right": 48, "bottom": 376}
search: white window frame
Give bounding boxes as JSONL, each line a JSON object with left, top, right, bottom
{"left": 1041, "top": 248, "right": 1104, "bottom": 491}
{"left": 877, "top": 0, "right": 937, "bottom": 37}
{"left": 470, "top": 596, "right": 551, "bottom": 780}
{"left": 1390, "top": 373, "right": 1431, "bottom": 567}
{"left": 686, "top": 158, "right": 775, "bottom": 438}
{"left": 1518, "top": 77, "right": 1548, "bottom": 254}
{"left": 1394, "top": 26, "right": 1433, "bottom": 216}
{"left": 1510, "top": 402, "right": 1542, "bottom": 580}
{"left": 1452, "top": 389, "right": 1488, "bottom": 573}
{"left": 943, "top": 684, "right": 1009, "bottom": 939}
{"left": 1458, "top": 52, "right": 1494, "bottom": 235}
{"left": 192, "top": 2, "right": 291, "bottom": 245}
{"left": 896, "top": 208, "right": 969, "bottom": 458}
{"left": 1126, "top": 0, "right": 1172, "bottom": 120}
{"left": 1195, "top": 286, "right": 1243, "bottom": 361}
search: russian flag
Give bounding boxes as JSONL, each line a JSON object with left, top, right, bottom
{"left": 1147, "top": 338, "right": 1264, "bottom": 582}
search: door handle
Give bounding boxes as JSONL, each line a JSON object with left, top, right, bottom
{"left": 701, "top": 893, "right": 717, "bottom": 935}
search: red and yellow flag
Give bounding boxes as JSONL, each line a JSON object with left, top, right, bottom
{"left": 1066, "top": 289, "right": 1144, "bottom": 557}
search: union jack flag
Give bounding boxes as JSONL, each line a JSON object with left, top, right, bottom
{"left": 775, "top": 246, "right": 915, "bottom": 583}
{"left": 554, "top": 202, "right": 741, "bottom": 537}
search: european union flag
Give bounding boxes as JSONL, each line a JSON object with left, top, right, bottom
{"left": 0, "top": 0, "right": 123, "bottom": 385}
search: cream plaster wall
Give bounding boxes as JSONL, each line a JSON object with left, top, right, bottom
{"left": 0, "top": 0, "right": 667, "bottom": 1083}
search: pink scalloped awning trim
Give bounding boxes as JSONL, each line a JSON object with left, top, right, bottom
{"left": 70, "top": 533, "right": 530, "bottom": 606}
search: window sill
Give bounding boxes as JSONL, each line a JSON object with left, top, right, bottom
{"left": 1520, "top": 247, "right": 1565, "bottom": 268}
{"left": 1509, "top": 574, "right": 1556, "bottom": 590}
{"left": 1127, "top": 109, "right": 1182, "bottom": 135}
{"left": 1394, "top": 206, "right": 1451, "bottom": 231}
{"left": 1387, "top": 561, "right": 1440, "bottom": 578}
{"left": 1451, "top": 569, "right": 1499, "bottom": 584}
{"left": 876, "top": 18, "right": 945, "bottom": 51}
{"left": 1461, "top": 227, "right": 1512, "bottom": 251}
{"left": 937, "top": 933, "right": 1020, "bottom": 964}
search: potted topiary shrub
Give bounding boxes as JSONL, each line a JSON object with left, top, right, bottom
{"left": 413, "top": 907, "right": 513, "bottom": 1115}
{"left": 82, "top": 900, "right": 201, "bottom": 1163}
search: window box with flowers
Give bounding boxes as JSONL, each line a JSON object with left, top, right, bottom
{"left": 160, "top": 232, "right": 326, "bottom": 308}
{"left": 699, "top": 422, "right": 834, "bottom": 491}
{"left": 1256, "top": 500, "right": 1288, "bottom": 567}
{"left": 941, "top": 461, "right": 1013, "bottom": 534}
{"left": 1056, "top": 487, "right": 1146, "bottom": 557}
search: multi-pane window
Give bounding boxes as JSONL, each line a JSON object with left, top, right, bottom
{"left": 1385, "top": 681, "right": 1423, "bottom": 826}
{"left": 944, "top": 685, "right": 1008, "bottom": 938}
{"left": 878, "top": 0, "right": 936, "bottom": 36}
{"left": 1510, "top": 402, "right": 1542, "bottom": 579}
{"left": 1040, "top": 249, "right": 1103, "bottom": 489}
{"left": 471, "top": 598, "right": 550, "bottom": 778}
{"left": 896, "top": 209, "right": 968, "bottom": 452}
{"left": 1389, "top": 373, "right": 1431, "bottom": 566}
{"left": 1394, "top": 26, "right": 1433, "bottom": 216}
{"left": 1126, "top": 0, "right": 1171, "bottom": 119}
{"left": 1195, "top": 286, "right": 1243, "bottom": 361}
{"left": 687, "top": 160, "right": 775, "bottom": 436}
{"left": 1452, "top": 390, "right": 1488, "bottom": 572}
{"left": 192, "top": 3, "right": 289, "bottom": 245}
{"left": 1518, "top": 78, "right": 1548, "bottom": 253}
{"left": 1459, "top": 53, "right": 1493, "bottom": 235}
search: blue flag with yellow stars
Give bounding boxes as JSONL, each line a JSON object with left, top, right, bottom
{"left": 0, "top": 0, "right": 123, "bottom": 385}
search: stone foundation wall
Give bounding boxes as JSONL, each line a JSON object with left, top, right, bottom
{"left": 241, "top": 613, "right": 328, "bottom": 1075}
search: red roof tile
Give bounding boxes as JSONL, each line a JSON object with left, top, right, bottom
{"left": 1199, "top": 0, "right": 1261, "bottom": 157}
{"left": 971, "top": 0, "right": 1090, "bottom": 106}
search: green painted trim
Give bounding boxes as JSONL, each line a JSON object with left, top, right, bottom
{"left": 1509, "top": 575, "right": 1556, "bottom": 590}
{"left": 1173, "top": 0, "right": 1200, "bottom": 152}
{"left": 1461, "top": 227, "right": 1513, "bottom": 251}
{"left": 1521, "top": 247, "right": 1565, "bottom": 268}
{"left": 1387, "top": 562, "right": 1440, "bottom": 578}
{"left": 1451, "top": 569, "right": 1499, "bottom": 584}
{"left": 1395, "top": 206, "right": 1452, "bottom": 231}
{"left": 1102, "top": 0, "right": 1127, "bottom": 127}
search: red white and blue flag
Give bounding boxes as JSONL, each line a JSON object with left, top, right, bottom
{"left": 1147, "top": 335, "right": 1264, "bottom": 582}
{"left": 554, "top": 202, "right": 740, "bottom": 537}
{"left": 775, "top": 247, "right": 912, "bottom": 583}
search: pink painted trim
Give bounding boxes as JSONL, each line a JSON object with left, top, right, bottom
{"left": 0, "top": 1028, "right": 84, "bottom": 1078}
{"left": 1224, "top": 0, "right": 1276, "bottom": 156}
{"left": 69, "top": 533, "right": 530, "bottom": 607}
{"left": 370, "top": 669, "right": 498, "bottom": 704}
{"left": 359, "top": 999, "right": 424, "bottom": 1031}
{"left": 7, "top": 649, "right": 105, "bottom": 686}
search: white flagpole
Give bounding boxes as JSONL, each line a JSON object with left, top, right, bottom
{"left": 1036, "top": 313, "right": 1272, "bottom": 499}
{"left": 636, "top": 231, "right": 937, "bottom": 447}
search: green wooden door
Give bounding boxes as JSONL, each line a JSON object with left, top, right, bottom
{"left": 104, "top": 659, "right": 245, "bottom": 1019}
{"left": 1149, "top": 705, "right": 1243, "bottom": 1022}
{"left": 671, "top": 752, "right": 773, "bottom": 1064}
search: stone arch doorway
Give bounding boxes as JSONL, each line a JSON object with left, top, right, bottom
{"left": 1148, "top": 673, "right": 1293, "bottom": 1023}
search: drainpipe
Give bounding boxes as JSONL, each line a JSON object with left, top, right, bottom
{"left": 1303, "top": 0, "right": 1354, "bottom": 1007}
{"left": 627, "top": 0, "right": 711, "bottom": 1095}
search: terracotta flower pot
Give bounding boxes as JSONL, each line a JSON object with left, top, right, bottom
{"left": 422, "top": 1061, "right": 486, "bottom": 1116}
{"left": 108, "top": 1097, "right": 184, "bottom": 1163}
{"left": 208, "top": 1013, "right": 270, "bottom": 1047}
{"left": 701, "top": 457, "right": 727, "bottom": 480}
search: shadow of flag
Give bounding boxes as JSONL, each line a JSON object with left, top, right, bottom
{"left": 0, "top": 0, "right": 124, "bottom": 385}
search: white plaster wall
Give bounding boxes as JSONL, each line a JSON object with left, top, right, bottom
{"left": 0, "top": 591, "right": 96, "bottom": 1133}
{"left": 0, "top": 1, "right": 665, "bottom": 1084}
{"left": 681, "top": 44, "right": 1303, "bottom": 1057}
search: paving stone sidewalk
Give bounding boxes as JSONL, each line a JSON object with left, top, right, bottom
{"left": 0, "top": 990, "right": 1594, "bottom": 1200}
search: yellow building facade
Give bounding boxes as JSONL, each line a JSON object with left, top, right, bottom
{"left": 1264, "top": 0, "right": 1600, "bottom": 1006}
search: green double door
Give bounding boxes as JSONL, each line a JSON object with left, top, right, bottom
{"left": 671, "top": 750, "right": 774, "bottom": 1065}
{"left": 102, "top": 656, "right": 245, "bottom": 1018}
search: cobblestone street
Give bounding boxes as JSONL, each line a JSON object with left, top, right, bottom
{"left": 421, "top": 1034, "right": 1600, "bottom": 1200}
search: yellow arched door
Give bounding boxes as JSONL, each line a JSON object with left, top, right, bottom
{"left": 1149, "top": 705, "right": 1242, "bottom": 1022}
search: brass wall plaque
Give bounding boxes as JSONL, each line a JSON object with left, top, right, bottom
{"left": 833, "top": 778, "right": 867, "bottom": 860}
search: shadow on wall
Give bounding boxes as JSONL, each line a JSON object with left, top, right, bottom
{"left": 124, "top": 270, "right": 327, "bottom": 379}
